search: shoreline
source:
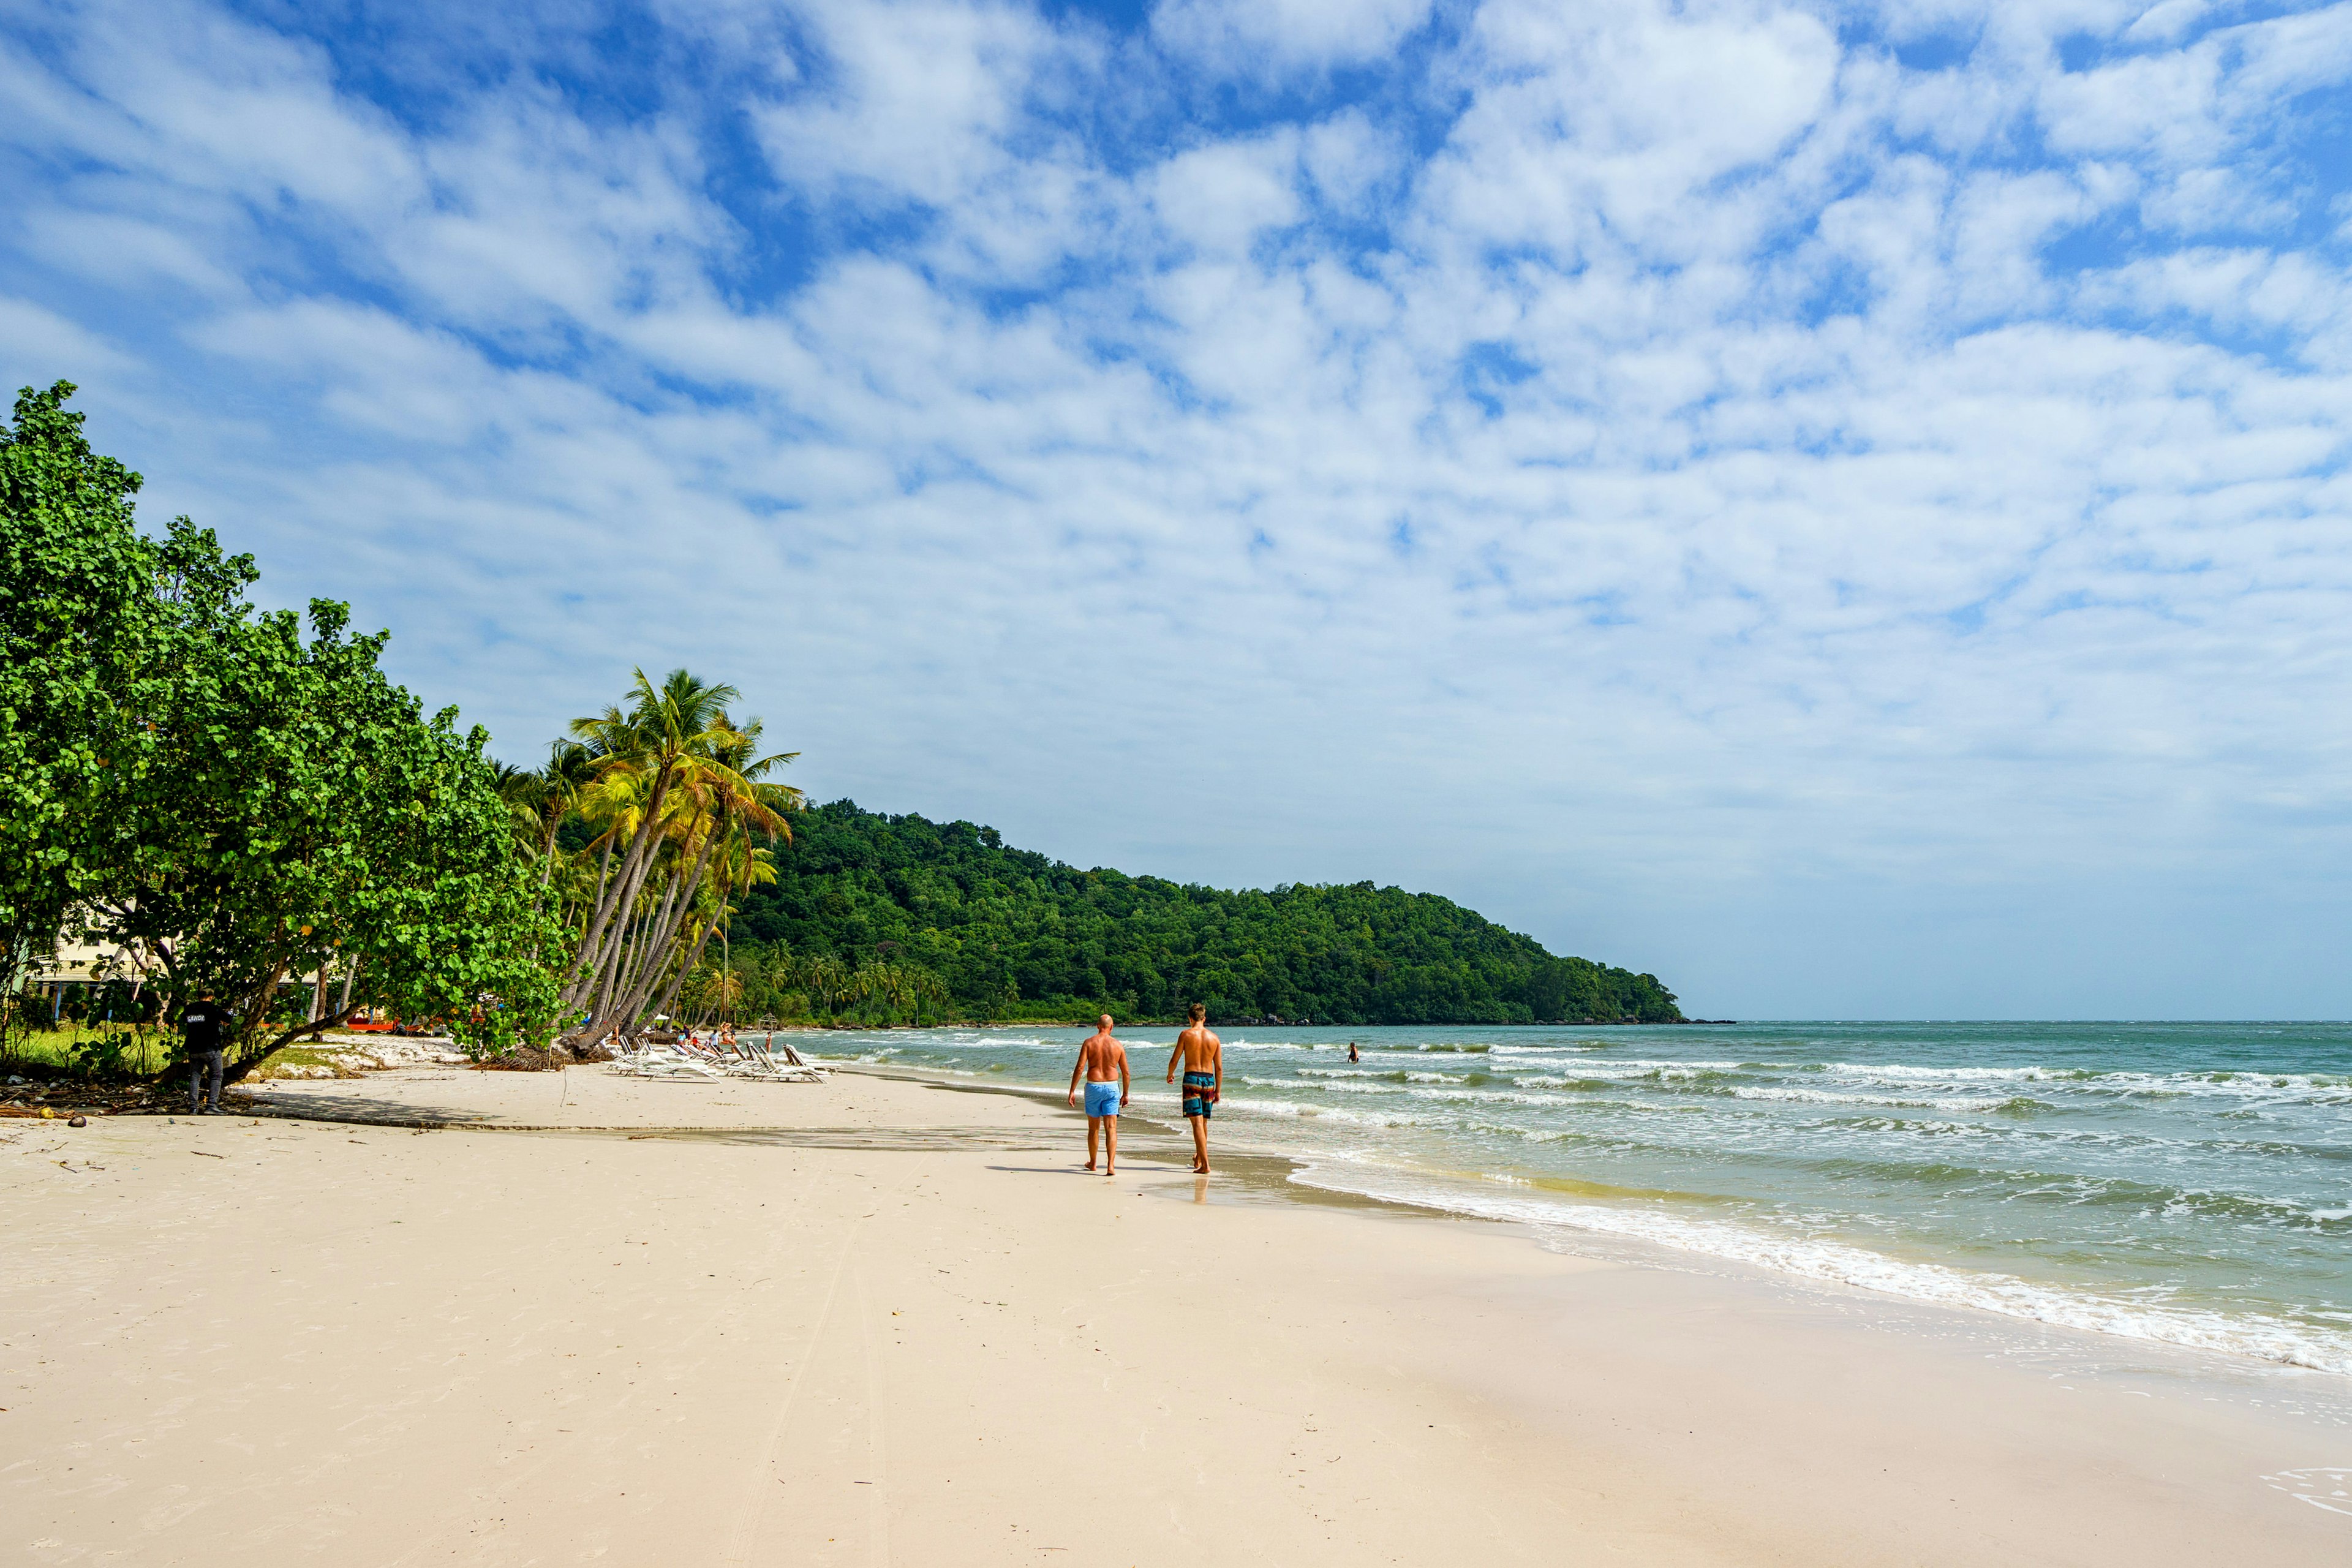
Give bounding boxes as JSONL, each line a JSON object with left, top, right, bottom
{"left": 31, "top": 1036, "right": 2350, "bottom": 1384}
{"left": 9, "top": 1061, "right": 2350, "bottom": 1564}
{"left": 827, "top": 1054, "right": 2352, "bottom": 1384}
{"left": 238, "top": 1050, "right": 2352, "bottom": 1396}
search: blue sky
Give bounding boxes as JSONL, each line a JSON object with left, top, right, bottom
{"left": 6, "top": 0, "right": 2351, "bottom": 1017}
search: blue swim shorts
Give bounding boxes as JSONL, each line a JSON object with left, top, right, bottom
{"left": 1182, "top": 1070, "right": 1216, "bottom": 1118}
{"left": 1084, "top": 1080, "right": 1121, "bottom": 1118}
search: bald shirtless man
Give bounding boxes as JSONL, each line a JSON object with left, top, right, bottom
{"left": 1166, "top": 1003, "right": 1222, "bottom": 1174}
{"left": 1066, "top": 1014, "right": 1129, "bottom": 1174}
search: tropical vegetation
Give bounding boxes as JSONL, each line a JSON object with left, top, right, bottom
{"left": 488, "top": 671, "right": 803, "bottom": 1047}
{"left": 4, "top": 379, "right": 1678, "bottom": 1080}
{"left": 2, "top": 382, "right": 559, "bottom": 1076}
{"left": 662, "top": 801, "right": 1681, "bottom": 1027}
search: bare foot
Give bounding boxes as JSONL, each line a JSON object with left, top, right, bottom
{"left": 1083, "top": 1160, "right": 1096, "bottom": 1171}
{"left": 1104, "top": 1166, "right": 1115, "bottom": 1176}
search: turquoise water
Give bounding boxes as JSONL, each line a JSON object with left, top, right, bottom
{"left": 805, "top": 1020, "right": 2352, "bottom": 1373}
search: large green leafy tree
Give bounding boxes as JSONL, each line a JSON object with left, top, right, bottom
{"left": 2, "top": 381, "right": 562, "bottom": 1072}
{"left": 0, "top": 382, "right": 165, "bottom": 1005}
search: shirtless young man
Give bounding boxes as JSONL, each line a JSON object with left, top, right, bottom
{"left": 1066, "top": 1014, "right": 1130, "bottom": 1174}
{"left": 1166, "top": 1003, "right": 1223, "bottom": 1174}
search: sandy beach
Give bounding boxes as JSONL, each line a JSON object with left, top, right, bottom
{"left": 8, "top": 1059, "right": 2349, "bottom": 1566}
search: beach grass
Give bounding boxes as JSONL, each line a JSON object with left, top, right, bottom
{"left": 0, "top": 1022, "right": 349, "bottom": 1078}
{"left": 1, "top": 1022, "right": 175, "bottom": 1076}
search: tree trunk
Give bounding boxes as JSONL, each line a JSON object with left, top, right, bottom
{"left": 644, "top": 814, "right": 733, "bottom": 1027}
{"left": 579, "top": 834, "right": 612, "bottom": 937}
{"left": 614, "top": 829, "right": 719, "bottom": 1029}
{"left": 567, "top": 828, "right": 660, "bottom": 1010}
{"left": 655, "top": 911, "right": 720, "bottom": 1024}
{"left": 563, "top": 766, "right": 674, "bottom": 996}
{"left": 220, "top": 1002, "right": 368, "bottom": 1086}
{"left": 609, "top": 872, "right": 676, "bottom": 1024}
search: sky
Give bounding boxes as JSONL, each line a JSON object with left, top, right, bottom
{"left": 4, "top": 0, "right": 2350, "bottom": 1018}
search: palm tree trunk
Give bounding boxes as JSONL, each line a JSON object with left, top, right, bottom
{"left": 615, "top": 831, "right": 720, "bottom": 1028}
{"left": 655, "top": 911, "right": 722, "bottom": 1023}
{"left": 650, "top": 821, "right": 736, "bottom": 1025}
{"left": 573, "top": 827, "right": 669, "bottom": 1009}
{"left": 594, "top": 898, "right": 652, "bottom": 1029}
{"left": 612, "top": 870, "right": 682, "bottom": 1022}
{"left": 587, "top": 834, "right": 611, "bottom": 924}
{"left": 564, "top": 765, "right": 674, "bottom": 995}
{"left": 607, "top": 910, "right": 654, "bottom": 1026}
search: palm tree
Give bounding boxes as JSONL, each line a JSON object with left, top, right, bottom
{"left": 559, "top": 672, "right": 802, "bottom": 1042}
{"left": 650, "top": 826, "right": 778, "bottom": 1024}
{"left": 491, "top": 761, "right": 543, "bottom": 851}
{"left": 529, "top": 740, "right": 594, "bottom": 892}
{"left": 560, "top": 669, "right": 739, "bottom": 1019}
{"left": 799, "top": 954, "right": 849, "bottom": 1017}
{"left": 625, "top": 722, "right": 797, "bottom": 1030}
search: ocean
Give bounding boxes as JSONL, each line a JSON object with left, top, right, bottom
{"left": 801, "top": 1020, "right": 2352, "bottom": 1375}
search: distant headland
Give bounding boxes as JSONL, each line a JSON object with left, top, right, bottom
{"left": 692, "top": 800, "right": 1685, "bottom": 1029}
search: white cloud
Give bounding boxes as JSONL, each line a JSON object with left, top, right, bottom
{"left": 1150, "top": 0, "right": 1434, "bottom": 75}
{"left": 1146, "top": 135, "right": 1302, "bottom": 257}
{"left": 1423, "top": 0, "right": 1842, "bottom": 265}
{"left": 2, "top": 0, "right": 2349, "bottom": 1013}
{"left": 751, "top": 0, "right": 1063, "bottom": 208}
{"left": 0, "top": 295, "right": 137, "bottom": 381}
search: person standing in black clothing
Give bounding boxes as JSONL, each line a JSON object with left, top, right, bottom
{"left": 183, "top": 994, "right": 228, "bottom": 1115}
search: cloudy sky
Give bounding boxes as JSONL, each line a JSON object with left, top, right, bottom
{"left": 6, "top": 0, "right": 2350, "bottom": 1017}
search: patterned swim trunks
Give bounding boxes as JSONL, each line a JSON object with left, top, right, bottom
{"left": 1182, "top": 1070, "right": 1216, "bottom": 1118}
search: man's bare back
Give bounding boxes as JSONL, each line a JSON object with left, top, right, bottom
{"left": 1165, "top": 1005, "right": 1222, "bottom": 1174}
{"left": 1067, "top": 1014, "right": 1129, "bottom": 1174}
{"left": 1076, "top": 1031, "right": 1126, "bottom": 1082}
{"left": 1170, "top": 1025, "right": 1221, "bottom": 1075}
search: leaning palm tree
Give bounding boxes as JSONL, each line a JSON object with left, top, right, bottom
{"left": 560, "top": 669, "right": 739, "bottom": 1018}
{"left": 559, "top": 674, "right": 802, "bottom": 1042}
{"left": 650, "top": 830, "right": 778, "bottom": 1025}
{"left": 614, "top": 722, "right": 798, "bottom": 1031}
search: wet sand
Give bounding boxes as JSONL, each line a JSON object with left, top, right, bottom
{"left": 5, "top": 1061, "right": 2348, "bottom": 1565}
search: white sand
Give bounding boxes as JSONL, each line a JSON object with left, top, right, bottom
{"left": 7, "top": 1062, "right": 2348, "bottom": 1565}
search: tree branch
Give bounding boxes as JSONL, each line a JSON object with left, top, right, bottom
{"left": 219, "top": 1005, "right": 366, "bottom": 1085}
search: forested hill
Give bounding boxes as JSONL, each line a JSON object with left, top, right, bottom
{"left": 729, "top": 801, "right": 1681, "bottom": 1025}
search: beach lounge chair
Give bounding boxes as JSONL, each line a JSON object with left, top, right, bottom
{"left": 607, "top": 1032, "right": 826, "bottom": 1083}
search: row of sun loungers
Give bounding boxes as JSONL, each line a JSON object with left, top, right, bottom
{"left": 609, "top": 1033, "right": 831, "bottom": 1083}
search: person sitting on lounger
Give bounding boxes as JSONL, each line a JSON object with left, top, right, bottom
{"left": 1066, "top": 1014, "right": 1130, "bottom": 1175}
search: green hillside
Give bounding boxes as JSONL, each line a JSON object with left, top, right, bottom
{"left": 710, "top": 800, "right": 1679, "bottom": 1026}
